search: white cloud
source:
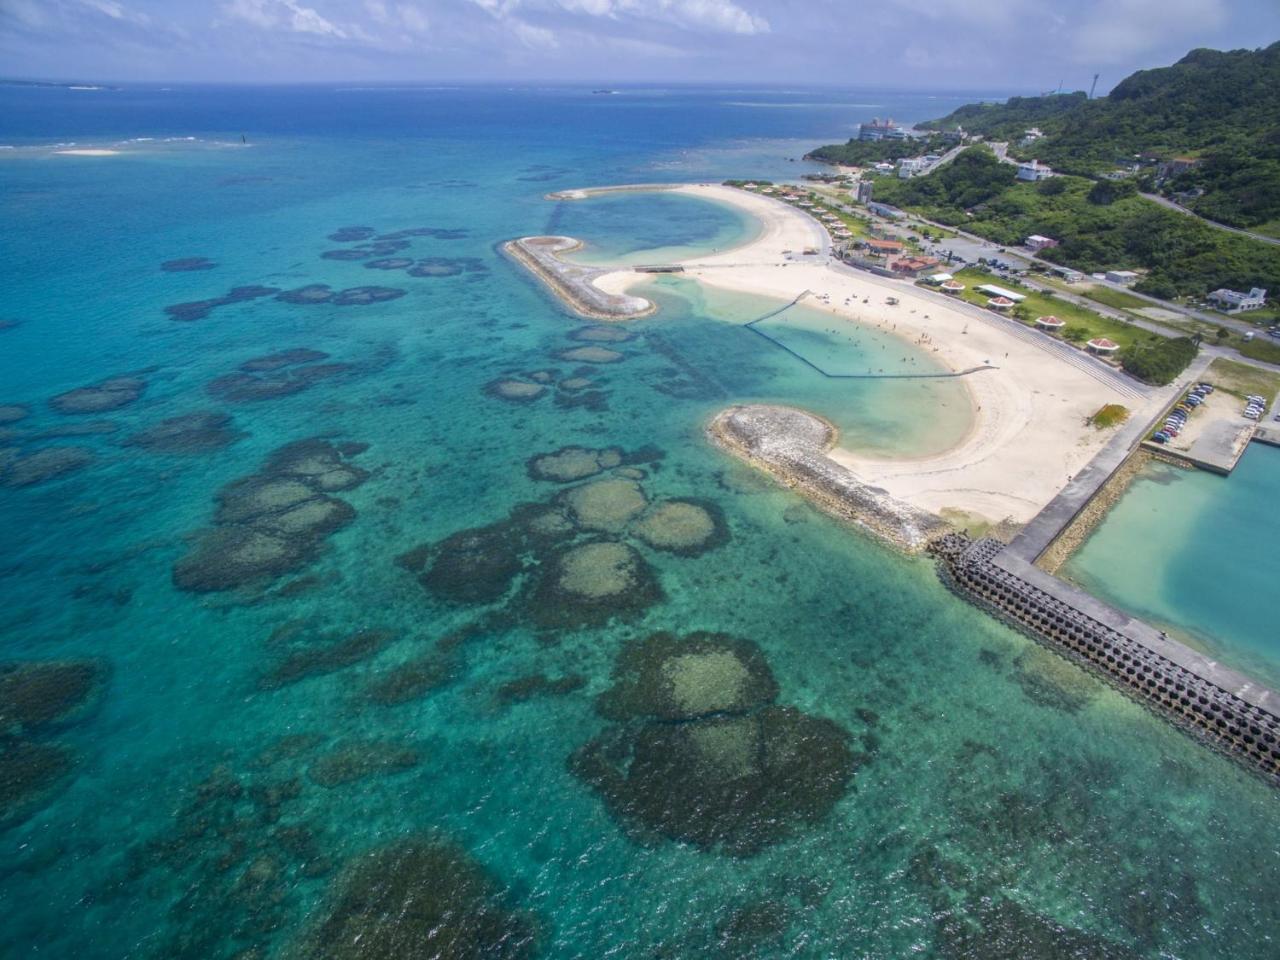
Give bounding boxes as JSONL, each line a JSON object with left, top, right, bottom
{"left": 1069, "top": 0, "right": 1227, "bottom": 62}
{"left": 222, "top": 0, "right": 348, "bottom": 38}
{"left": 466, "top": 0, "right": 769, "bottom": 35}
{"left": 398, "top": 3, "right": 430, "bottom": 34}
{"left": 1, "top": 0, "right": 51, "bottom": 29}
{"left": 512, "top": 18, "right": 557, "bottom": 47}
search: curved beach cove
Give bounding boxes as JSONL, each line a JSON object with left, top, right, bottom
{"left": 3, "top": 86, "right": 1280, "bottom": 960}
{"left": 577, "top": 183, "right": 1177, "bottom": 534}
{"left": 1064, "top": 444, "right": 1280, "bottom": 689}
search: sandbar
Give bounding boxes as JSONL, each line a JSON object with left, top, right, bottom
{"left": 55, "top": 149, "right": 121, "bottom": 157}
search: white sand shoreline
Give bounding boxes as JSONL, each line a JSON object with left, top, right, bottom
{"left": 586, "top": 183, "right": 1177, "bottom": 530}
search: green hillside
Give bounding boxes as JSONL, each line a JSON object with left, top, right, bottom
{"left": 918, "top": 44, "right": 1280, "bottom": 233}
{"left": 869, "top": 148, "right": 1280, "bottom": 298}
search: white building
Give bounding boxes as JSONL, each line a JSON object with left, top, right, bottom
{"left": 859, "top": 118, "right": 907, "bottom": 141}
{"left": 1207, "top": 287, "right": 1268, "bottom": 313}
{"left": 976, "top": 283, "right": 1026, "bottom": 303}
{"left": 898, "top": 158, "right": 927, "bottom": 178}
{"left": 1105, "top": 270, "right": 1140, "bottom": 286}
{"left": 1025, "top": 234, "right": 1058, "bottom": 252}
{"left": 1016, "top": 160, "right": 1053, "bottom": 182}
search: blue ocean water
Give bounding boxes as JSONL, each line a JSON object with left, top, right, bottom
{"left": 1064, "top": 445, "right": 1280, "bottom": 689}
{"left": 2, "top": 84, "right": 1280, "bottom": 959}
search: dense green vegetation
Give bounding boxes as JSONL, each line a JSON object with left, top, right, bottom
{"left": 1119, "top": 337, "right": 1198, "bottom": 386}
{"left": 916, "top": 43, "right": 1280, "bottom": 234}
{"left": 806, "top": 135, "right": 948, "bottom": 167}
{"left": 871, "top": 149, "right": 1280, "bottom": 298}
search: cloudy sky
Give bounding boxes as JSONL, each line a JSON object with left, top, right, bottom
{"left": 2, "top": 0, "right": 1277, "bottom": 91}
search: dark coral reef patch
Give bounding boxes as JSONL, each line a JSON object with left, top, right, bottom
{"left": 239, "top": 348, "right": 331, "bottom": 372}
{"left": 0, "top": 657, "right": 109, "bottom": 830}
{"left": 631, "top": 498, "right": 730, "bottom": 557}
{"left": 165, "top": 285, "right": 279, "bottom": 322}
{"left": 362, "top": 651, "right": 457, "bottom": 706}
{"left": 485, "top": 378, "right": 546, "bottom": 403}
{"left": 495, "top": 673, "right": 586, "bottom": 705}
{"left": 306, "top": 740, "right": 422, "bottom": 788}
{"left": 407, "top": 256, "right": 488, "bottom": 277}
{"left": 50, "top": 375, "right": 146, "bottom": 414}
{"left": 0, "top": 445, "right": 96, "bottom": 488}
{"left": 260, "top": 629, "right": 392, "bottom": 690}
{"left": 208, "top": 350, "right": 352, "bottom": 403}
{"left": 276, "top": 284, "right": 336, "bottom": 305}
{"left": 526, "top": 540, "right": 662, "bottom": 629}
{"left": 595, "top": 632, "right": 778, "bottom": 722}
{"left": 572, "top": 705, "right": 855, "bottom": 857}
{"left": 0, "top": 738, "right": 76, "bottom": 831}
{"left": 126, "top": 411, "right": 243, "bottom": 453}
{"left": 327, "top": 226, "right": 377, "bottom": 242}
{"left": 572, "top": 632, "right": 856, "bottom": 856}
{"left": 526, "top": 446, "right": 623, "bottom": 483}
{"left": 288, "top": 835, "right": 541, "bottom": 959}
{"left": 0, "top": 659, "right": 108, "bottom": 735}
{"left": 333, "top": 285, "right": 405, "bottom": 306}
{"left": 172, "top": 438, "right": 368, "bottom": 593}
{"left": 160, "top": 257, "right": 217, "bottom": 272}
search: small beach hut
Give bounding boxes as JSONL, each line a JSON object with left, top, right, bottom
{"left": 987, "top": 296, "right": 1015, "bottom": 311}
{"left": 941, "top": 280, "right": 965, "bottom": 295}
{"left": 1086, "top": 337, "right": 1120, "bottom": 355}
{"left": 1035, "top": 315, "right": 1066, "bottom": 331}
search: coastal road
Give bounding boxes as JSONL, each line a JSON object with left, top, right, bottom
{"left": 1140, "top": 192, "right": 1280, "bottom": 248}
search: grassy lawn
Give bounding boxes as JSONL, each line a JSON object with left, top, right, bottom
{"left": 947, "top": 268, "right": 1150, "bottom": 350}
{"left": 1239, "top": 337, "right": 1280, "bottom": 366}
{"left": 1206, "top": 357, "right": 1280, "bottom": 403}
{"left": 1079, "top": 286, "right": 1150, "bottom": 312}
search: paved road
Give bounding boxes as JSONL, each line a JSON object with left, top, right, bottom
{"left": 1140, "top": 192, "right": 1280, "bottom": 248}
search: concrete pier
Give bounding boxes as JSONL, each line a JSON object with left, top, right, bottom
{"left": 503, "top": 236, "right": 654, "bottom": 321}
{"left": 933, "top": 533, "right": 1280, "bottom": 782}
{"left": 1253, "top": 424, "right": 1280, "bottom": 448}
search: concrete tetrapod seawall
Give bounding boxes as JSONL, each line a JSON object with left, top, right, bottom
{"left": 708, "top": 404, "right": 951, "bottom": 553}
{"left": 504, "top": 235, "right": 655, "bottom": 321}
{"left": 931, "top": 533, "right": 1280, "bottom": 785}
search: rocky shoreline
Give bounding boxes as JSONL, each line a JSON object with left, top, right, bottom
{"left": 707, "top": 404, "right": 952, "bottom": 554}
{"left": 504, "top": 236, "right": 655, "bottom": 321}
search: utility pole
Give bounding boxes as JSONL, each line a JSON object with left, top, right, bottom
{"left": 1089, "top": 73, "right": 1100, "bottom": 99}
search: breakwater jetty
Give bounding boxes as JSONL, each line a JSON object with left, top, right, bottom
{"left": 546, "top": 183, "right": 683, "bottom": 201}
{"left": 708, "top": 404, "right": 950, "bottom": 552}
{"left": 932, "top": 532, "right": 1280, "bottom": 783}
{"left": 504, "top": 236, "right": 654, "bottom": 321}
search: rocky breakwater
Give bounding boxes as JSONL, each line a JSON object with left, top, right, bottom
{"left": 931, "top": 532, "right": 1280, "bottom": 785}
{"left": 504, "top": 236, "right": 654, "bottom": 321}
{"left": 708, "top": 405, "right": 950, "bottom": 553}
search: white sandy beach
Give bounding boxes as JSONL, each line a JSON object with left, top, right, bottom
{"left": 594, "top": 183, "right": 1177, "bottom": 529}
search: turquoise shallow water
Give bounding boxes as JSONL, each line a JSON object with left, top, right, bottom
{"left": 2, "top": 86, "right": 1280, "bottom": 959}
{"left": 1064, "top": 445, "right": 1280, "bottom": 690}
